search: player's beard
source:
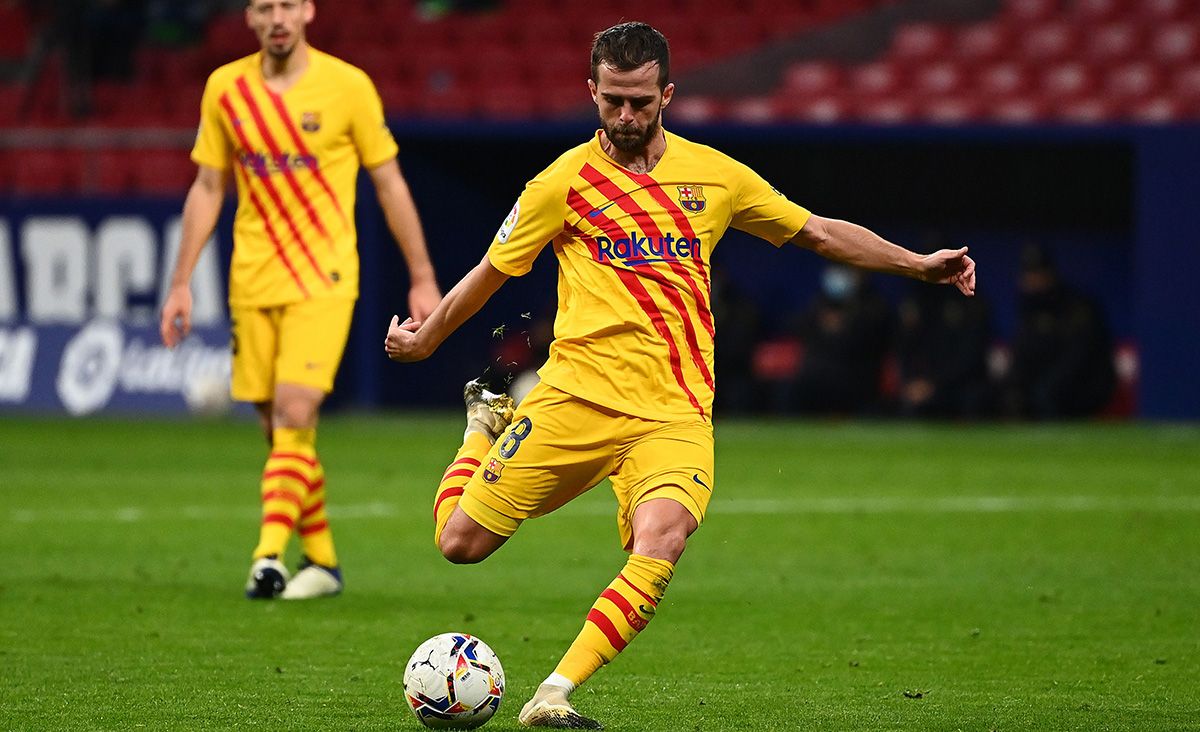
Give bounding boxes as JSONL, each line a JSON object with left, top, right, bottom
{"left": 603, "top": 105, "right": 662, "bottom": 154}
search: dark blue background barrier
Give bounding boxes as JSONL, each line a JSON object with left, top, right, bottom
{"left": 2, "top": 123, "right": 1196, "bottom": 418}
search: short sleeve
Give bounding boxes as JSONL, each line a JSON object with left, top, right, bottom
{"left": 350, "top": 73, "right": 400, "bottom": 169}
{"left": 486, "top": 176, "right": 566, "bottom": 277}
{"left": 190, "top": 73, "right": 232, "bottom": 171}
{"left": 730, "top": 162, "right": 811, "bottom": 247}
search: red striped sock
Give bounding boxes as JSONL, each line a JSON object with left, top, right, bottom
{"left": 252, "top": 428, "right": 319, "bottom": 560}
{"left": 298, "top": 457, "right": 337, "bottom": 567}
{"left": 433, "top": 431, "right": 490, "bottom": 545}
{"left": 552, "top": 554, "right": 675, "bottom": 687}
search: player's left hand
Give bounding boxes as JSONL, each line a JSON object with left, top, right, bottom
{"left": 408, "top": 279, "right": 442, "bottom": 322}
{"left": 921, "top": 246, "right": 976, "bottom": 297}
{"left": 385, "top": 314, "right": 427, "bottom": 362}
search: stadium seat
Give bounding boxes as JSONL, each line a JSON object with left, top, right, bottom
{"left": 858, "top": 96, "right": 917, "bottom": 124}
{"left": 913, "top": 62, "right": 967, "bottom": 96}
{"left": 727, "top": 97, "right": 778, "bottom": 124}
{"left": 1004, "top": 0, "right": 1061, "bottom": 23}
{"left": 921, "top": 95, "right": 988, "bottom": 124}
{"left": 781, "top": 61, "right": 844, "bottom": 96}
{"left": 889, "top": 23, "right": 954, "bottom": 62}
{"left": 1170, "top": 62, "right": 1200, "bottom": 102}
{"left": 990, "top": 96, "right": 1053, "bottom": 123}
{"left": 12, "top": 150, "right": 84, "bottom": 196}
{"left": 848, "top": 61, "right": 904, "bottom": 96}
{"left": 1020, "top": 22, "right": 1081, "bottom": 63}
{"left": 977, "top": 61, "right": 1034, "bottom": 97}
{"left": 670, "top": 97, "right": 724, "bottom": 125}
{"left": 1105, "top": 63, "right": 1165, "bottom": 100}
{"left": 772, "top": 93, "right": 853, "bottom": 124}
{"left": 1082, "top": 22, "right": 1145, "bottom": 64}
{"left": 0, "top": 2, "right": 31, "bottom": 61}
{"left": 1041, "top": 62, "right": 1096, "bottom": 99}
{"left": 954, "top": 22, "right": 1013, "bottom": 63}
{"left": 1138, "top": 0, "right": 1196, "bottom": 21}
{"left": 1151, "top": 22, "right": 1200, "bottom": 64}
{"left": 1057, "top": 97, "right": 1118, "bottom": 123}
{"left": 1072, "top": 0, "right": 1129, "bottom": 23}
{"left": 1128, "top": 95, "right": 1186, "bottom": 122}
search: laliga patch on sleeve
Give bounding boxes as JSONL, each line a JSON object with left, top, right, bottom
{"left": 496, "top": 200, "right": 520, "bottom": 243}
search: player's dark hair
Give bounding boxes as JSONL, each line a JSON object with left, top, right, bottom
{"left": 591, "top": 22, "right": 670, "bottom": 90}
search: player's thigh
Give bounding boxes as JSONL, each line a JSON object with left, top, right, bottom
{"left": 459, "top": 383, "right": 617, "bottom": 538}
{"left": 230, "top": 306, "right": 281, "bottom": 403}
{"left": 610, "top": 418, "right": 714, "bottom": 550}
{"left": 276, "top": 297, "right": 355, "bottom": 392}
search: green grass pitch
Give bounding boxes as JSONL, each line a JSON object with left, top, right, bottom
{"left": 2, "top": 415, "right": 1198, "bottom": 731}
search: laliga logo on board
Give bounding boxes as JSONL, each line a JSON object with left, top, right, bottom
{"left": 677, "top": 184, "right": 705, "bottom": 213}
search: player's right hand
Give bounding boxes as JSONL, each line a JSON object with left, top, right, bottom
{"left": 160, "top": 286, "right": 193, "bottom": 349}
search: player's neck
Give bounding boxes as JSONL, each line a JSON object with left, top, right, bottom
{"left": 260, "top": 42, "right": 310, "bottom": 93}
{"left": 599, "top": 129, "right": 667, "bottom": 175}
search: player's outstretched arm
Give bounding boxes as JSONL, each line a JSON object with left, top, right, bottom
{"left": 792, "top": 215, "right": 976, "bottom": 296}
{"left": 384, "top": 255, "right": 510, "bottom": 363}
{"left": 160, "top": 164, "right": 227, "bottom": 348}
{"left": 368, "top": 159, "right": 442, "bottom": 320}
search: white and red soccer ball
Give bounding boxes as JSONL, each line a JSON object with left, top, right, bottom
{"left": 403, "top": 633, "right": 505, "bottom": 729}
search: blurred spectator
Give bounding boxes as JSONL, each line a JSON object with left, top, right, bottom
{"left": 785, "top": 264, "right": 892, "bottom": 415}
{"left": 1001, "top": 243, "right": 1116, "bottom": 419}
{"left": 895, "top": 281, "right": 993, "bottom": 418}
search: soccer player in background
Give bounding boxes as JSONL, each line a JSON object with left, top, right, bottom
{"left": 160, "top": 0, "right": 441, "bottom": 600}
{"left": 385, "top": 22, "right": 975, "bottom": 728}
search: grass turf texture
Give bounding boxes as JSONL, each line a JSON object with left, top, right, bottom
{"left": 1, "top": 416, "right": 1198, "bottom": 731}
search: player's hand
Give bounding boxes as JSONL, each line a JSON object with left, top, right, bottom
{"left": 384, "top": 314, "right": 428, "bottom": 362}
{"left": 408, "top": 279, "right": 442, "bottom": 322}
{"left": 160, "top": 285, "right": 193, "bottom": 348}
{"left": 920, "top": 247, "right": 976, "bottom": 297}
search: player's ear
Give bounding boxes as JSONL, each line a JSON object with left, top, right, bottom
{"left": 587, "top": 78, "right": 599, "bottom": 104}
{"left": 661, "top": 82, "right": 675, "bottom": 109}
{"left": 304, "top": 0, "right": 315, "bottom": 23}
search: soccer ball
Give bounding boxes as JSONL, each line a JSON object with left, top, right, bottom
{"left": 403, "top": 633, "right": 505, "bottom": 729}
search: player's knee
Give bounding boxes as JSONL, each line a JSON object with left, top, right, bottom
{"left": 437, "top": 529, "right": 492, "bottom": 565}
{"left": 634, "top": 525, "right": 689, "bottom": 563}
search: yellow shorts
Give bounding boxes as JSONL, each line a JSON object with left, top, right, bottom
{"left": 229, "top": 298, "right": 355, "bottom": 402}
{"left": 459, "top": 382, "right": 714, "bottom": 549}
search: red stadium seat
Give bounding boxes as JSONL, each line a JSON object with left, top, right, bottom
{"left": 88, "top": 150, "right": 135, "bottom": 196}
{"left": 773, "top": 94, "right": 853, "bottom": 124}
{"left": 1056, "top": 97, "right": 1118, "bottom": 123}
{"left": 990, "top": 96, "right": 1053, "bottom": 123}
{"left": 131, "top": 150, "right": 195, "bottom": 196}
{"left": 1019, "top": 22, "right": 1080, "bottom": 63}
{"left": 1151, "top": 22, "right": 1200, "bottom": 63}
{"left": 781, "top": 61, "right": 844, "bottom": 97}
{"left": 1071, "top": 0, "right": 1129, "bottom": 23}
{"left": 857, "top": 95, "right": 917, "bottom": 124}
{"left": 954, "top": 22, "right": 1013, "bottom": 63}
{"left": 1105, "top": 63, "right": 1165, "bottom": 100}
{"left": 0, "top": 3, "right": 31, "bottom": 60}
{"left": 670, "top": 97, "right": 724, "bottom": 125}
{"left": 1041, "top": 62, "right": 1096, "bottom": 99}
{"left": 1004, "top": 0, "right": 1061, "bottom": 23}
{"left": 921, "top": 95, "right": 988, "bottom": 124}
{"left": 913, "top": 62, "right": 967, "bottom": 96}
{"left": 1170, "top": 62, "right": 1200, "bottom": 102}
{"left": 1082, "top": 22, "right": 1145, "bottom": 65}
{"left": 848, "top": 61, "right": 905, "bottom": 96}
{"left": 977, "top": 61, "right": 1033, "bottom": 97}
{"left": 1128, "top": 95, "right": 1187, "bottom": 123}
{"left": 889, "top": 23, "right": 953, "bottom": 62}
{"left": 727, "top": 97, "right": 778, "bottom": 125}
{"left": 12, "top": 150, "right": 85, "bottom": 196}
{"left": 1138, "top": 0, "right": 1196, "bottom": 21}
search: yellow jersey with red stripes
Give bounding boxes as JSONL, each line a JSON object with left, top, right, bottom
{"left": 487, "top": 129, "right": 811, "bottom": 422}
{"left": 192, "top": 48, "right": 398, "bottom": 307}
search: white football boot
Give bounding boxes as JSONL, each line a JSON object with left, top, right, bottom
{"left": 518, "top": 683, "right": 603, "bottom": 729}
{"left": 280, "top": 558, "right": 343, "bottom": 600}
{"left": 463, "top": 379, "right": 515, "bottom": 444}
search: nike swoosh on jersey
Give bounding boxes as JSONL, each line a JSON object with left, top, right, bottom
{"left": 692, "top": 474, "right": 710, "bottom": 491}
{"left": 587, "top": 200, "right": 620, "bottom": 218}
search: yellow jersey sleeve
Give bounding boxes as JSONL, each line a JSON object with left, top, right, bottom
{"left": 487, "top": 170, "right": 570, "bottom": 277}
{"left": 349, "top": 72, "right": 399, "bottom": 169}
{"left": 729, "top": 161, "right": 811, "bottom": 247}
{"left": 191, "top": 71, "right": 232, "bottom": 171}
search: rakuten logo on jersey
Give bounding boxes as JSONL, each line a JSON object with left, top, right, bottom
{"left": 594, "top": 229, "right": 702, "bottom": 267}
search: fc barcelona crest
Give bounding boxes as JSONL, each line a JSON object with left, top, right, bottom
{"left": 677, "top": 184, "right": 706, "bottom": 213}
{"left": 482, "top": 458, "right": 505, "bottom": 484}
{"left": 300, "top": 111, "right": 321, "bottom": 133}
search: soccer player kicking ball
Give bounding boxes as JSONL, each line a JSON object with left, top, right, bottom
{"left": 385, "top": 22, "right": 975, "bottom": 729}
{"left": 162, "top": 0, "right": 440, "bottom": 600}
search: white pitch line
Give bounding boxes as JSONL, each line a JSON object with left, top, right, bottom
{"left": 8, "top": 495, "right": 1200, "bottom": 524}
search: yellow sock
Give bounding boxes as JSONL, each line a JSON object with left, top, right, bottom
{"left": 433, "top": 431, "right": 491, "bottom": 545}
{"left": 252, "top": 427, "right": 318, "bottom": 560}
{"left": 298, "top": 458, "right": 338, "bottom": 567}
{"left": 552, "top": 554, "right": 675, "bottom": 688}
